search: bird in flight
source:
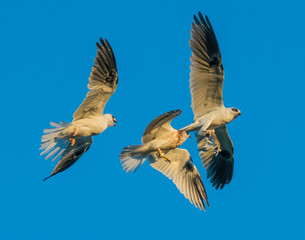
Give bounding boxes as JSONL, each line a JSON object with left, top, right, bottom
{"left": 40, "top": 38, "right": 118, "bottom": 180}
{"left": 120, "top": 110, "right": 208, "bottom": 210}
{"left": 120, "top": 110, "right": 190, "bottom": 173}
{"left": 182, "top": 12, "right": 241, "bottom": 189}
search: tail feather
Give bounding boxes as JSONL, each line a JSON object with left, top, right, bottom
{"left": 40, "top": 141, "right": 57, "bottom": 155}
{"left": 119, "top": 145, "right": 149, "bottom": 173}
{"left": 40, "top": 121, "right": 71, "bottom": 162}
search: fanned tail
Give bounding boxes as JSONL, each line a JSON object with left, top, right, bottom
{"left": 119, "top": 145, "right": 149, "bottom": 173}
{"left": 40, "top": 121, "right": 71, "bottom": 162}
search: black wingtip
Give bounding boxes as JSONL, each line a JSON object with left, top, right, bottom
{"left": 193, "top": 14, "right": 200, "bottom": 25}
{"left": 43, "top": 175, "right": 52, "bottom": 181}
{"left": 173, "top": 109, "right": 182, "bottom": 114}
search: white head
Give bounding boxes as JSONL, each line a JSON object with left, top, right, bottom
{"left": 104, "top": 114, "right": 117, "bottom": 127}
{"left": 227, "top": 107, "right": 241, "bottom": 120}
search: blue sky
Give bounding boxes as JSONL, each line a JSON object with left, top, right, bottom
{"left": 1, "top": 0, "right": 304, "bottom": 239}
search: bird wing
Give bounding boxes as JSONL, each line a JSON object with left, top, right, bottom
{"left": 141, "top": 110, "right": 181, "bottom": 144}
{"left": 196, "top": 125, "right": 234, "bottom": 189}
{"left": 189, "top": 12, "right": 224, "bottom": 120}
{"left": 148, "top": 148, "right": 209, "bottom": 210}
{"left": 73, "top": 38, "right": 118, "bottom": 121}
{"left": 43, "top": 136, "right": 93, "bottom": 181}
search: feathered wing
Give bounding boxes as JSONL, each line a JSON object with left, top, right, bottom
{"left": 196, "top": 125, "right": 234, "bottom": 189}
{"left": 148, "top": 148, "right": 209, "bottom": 210}
{"left": 43, "top": 136, "right": 93, "bottom": 181}
{"left": 73, "top": 38, "right": 118, "bottom": 121}
{"left": 141, "top": 110, "right": 181, "bottom": 144}
{"left": 189, "top": 12, "right": 224, "bottom": 120}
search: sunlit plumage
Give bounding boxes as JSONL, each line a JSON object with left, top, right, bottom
{"left": 40, "top": 38, "right": 118, "bottom": 180}
{"left": 183, "top": 12, "right": 241, "bottom": 189}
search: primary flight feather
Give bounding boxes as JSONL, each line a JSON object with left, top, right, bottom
{"left": 40, "top": 38, "right": 118, "bottom": 180}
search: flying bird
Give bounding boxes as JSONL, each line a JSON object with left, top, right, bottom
{"left": 120, "top": 110, "right": 208, "bottom": 210}
{"left": 40, "top": 38, "right": 118, "bottom": 180}
{"left": 120, "top": 110, "right": 190, "bottom": 173}
{"left": 182, "top": 12, "right": 241, "bottom": 189}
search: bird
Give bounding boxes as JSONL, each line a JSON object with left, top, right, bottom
{"left": 119, "top": 110, "right": 190, "bottom": 173}
{"left": 182, "top": 12, "right": 241, "bottom": 189}
{"left": 120, "top": 110, "right": 208, "bottom": 210}
{"left": 40, "top": 38, "right": 118, "bottom": 180}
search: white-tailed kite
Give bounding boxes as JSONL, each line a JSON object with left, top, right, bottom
{"left": 120, "top": 110, "right": 208, "bottom": 210}
{"left": 182, "top": 12, "right": 241, "bottom": 189}
{"left": 40, "top": 38, "right": 118, "bottom": 180}
{"left": 120, "top": 110, "right": 190, "bottom": 173}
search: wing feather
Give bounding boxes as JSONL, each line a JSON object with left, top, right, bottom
{"left": 189, "top": 12, "right": 224, "bottom": 120}
{"left": 196, "top": 125, "right": 234, "bottom": 189}
{"left": 73, "top": 38, "right": 118, "bottom": 121}
{"left": 141, "top": 110, "right": 181, "bottom": 144}
{"left": 148, "top": 148, "right": 209, "bottom": 210}
{"left": 43, "top": 136, "right": 93, "bottom": 181}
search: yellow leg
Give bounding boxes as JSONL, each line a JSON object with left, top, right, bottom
{"left": 157, "top": 148, "right": 171, "bottom": 163}
{"left": 68, "top": 127, "right": 78, "bottom": 147}
{"left": 69, "top": 138, "right": 76, "bottom": 146}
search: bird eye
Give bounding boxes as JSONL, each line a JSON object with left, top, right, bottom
{"left": 232, "top": 108, "right": 238, "bottom": 112}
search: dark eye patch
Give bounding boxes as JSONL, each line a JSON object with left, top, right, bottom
{"left": 232, "top": 108, "right": 238, "bottom": 112}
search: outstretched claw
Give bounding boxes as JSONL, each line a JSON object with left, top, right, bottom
{"left": 214, "top": 146, "right": 221, "bottom": 156}
{"left": 68, "top": 126, "right": 78, "bottom": 147}
{"left": 157, "top": 148, "right": 171, "bottom": 163}
{"left": 69, "top": 138, "right": 76, "bottom": 146}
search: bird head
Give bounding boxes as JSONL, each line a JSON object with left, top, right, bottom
{"left": 104, "top": 114, "right": 117, "bottom": 127}
{"left": 229, "top": 107, "right": 241, "bottom": 119}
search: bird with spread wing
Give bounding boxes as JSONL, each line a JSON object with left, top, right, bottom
{"left": 120, "top": 110, "right": 209, "bottom": 210}
{"left": 40, "top": 38, "right": 118, "bottom": 180}
{"left": 182, "top": 12, "right": 241, "bottom": 189}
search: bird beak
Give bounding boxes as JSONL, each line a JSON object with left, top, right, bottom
{"left": 113, "top": 118, "right": 117, "bottom": 126}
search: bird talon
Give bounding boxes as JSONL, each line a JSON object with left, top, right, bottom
{"left": 156, "top": 148, "right": 171, "bottom": 163}
{"left": 214, "top": 146, "right": 221, "bottom": 156}
{"left": 69, "top": 138, "right": 75, "bottom": 146}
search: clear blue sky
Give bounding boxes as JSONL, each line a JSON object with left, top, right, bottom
{"left": 0, "top": 0, "right": 304, "bottom": 239}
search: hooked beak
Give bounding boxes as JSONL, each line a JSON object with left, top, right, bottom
{"left": 113, "top": 118, "right": 117, "bottom": 126}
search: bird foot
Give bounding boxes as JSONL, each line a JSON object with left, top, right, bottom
{"left": 69, "top": 138, "right": 75, "bottom": 146}
{"left": 157, "top": 148, "right": 171, "bottom": 163}
{"left": 214, "top": 146, "right": 222, "bottom": 156}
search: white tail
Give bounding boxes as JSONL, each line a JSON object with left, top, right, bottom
{"left": 119, "top": 145, "right": 150, "bottom": 173}
{"left": 40, "top": 121, "right": 71, "bottom": 162}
